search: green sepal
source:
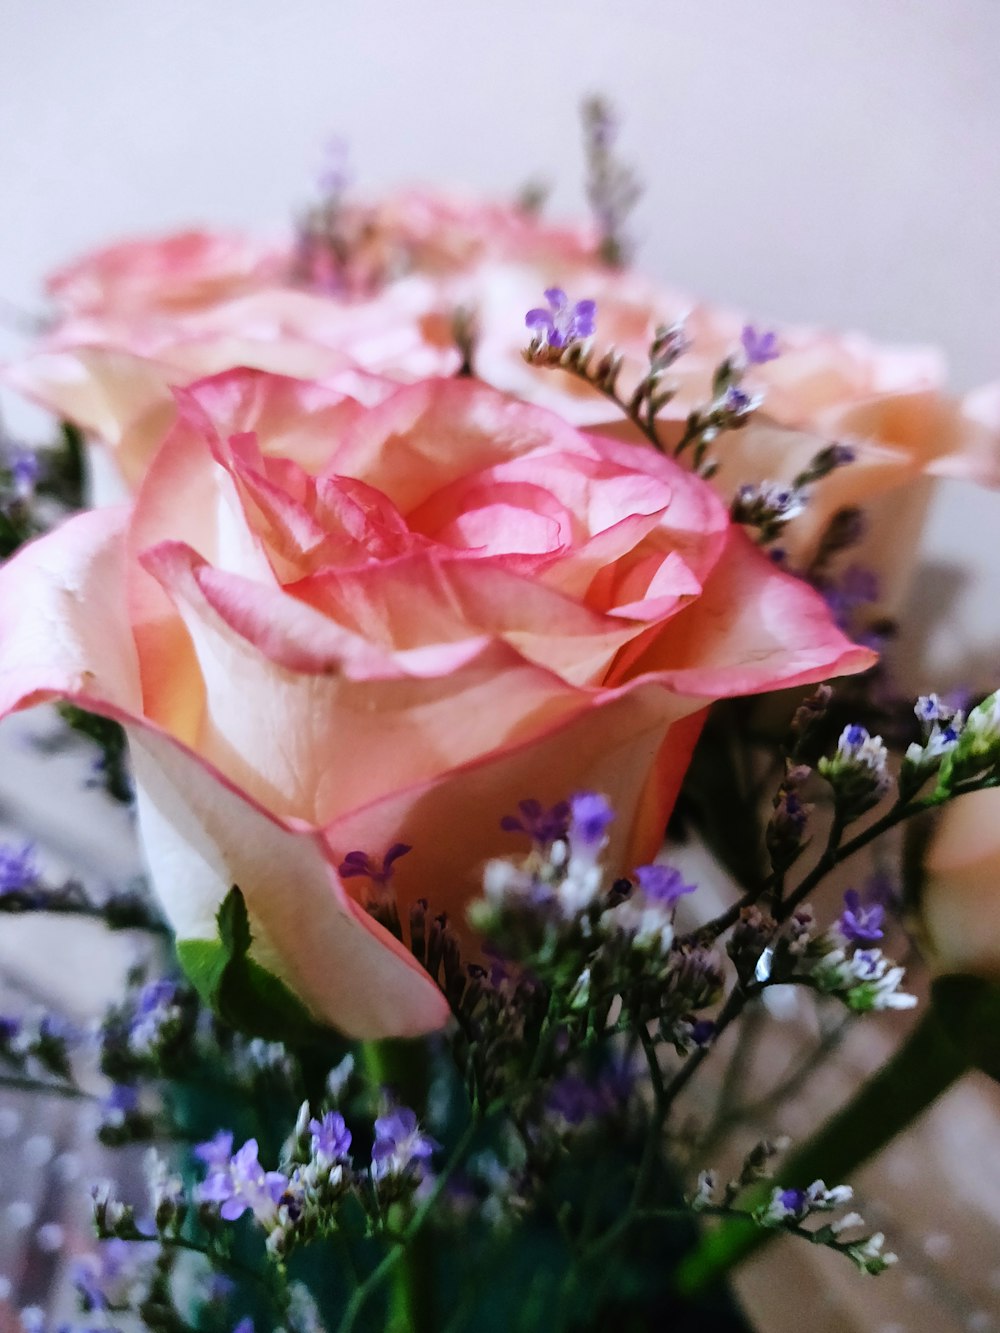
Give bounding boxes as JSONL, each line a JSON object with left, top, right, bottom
{"left": 175, "top": 886, "right": 331, "bottom": 1045}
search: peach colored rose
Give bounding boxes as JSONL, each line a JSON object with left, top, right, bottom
{"left": 47, "top": 228, "right": 287, "bottom": 318}
{"left": 6, "top": 281, "right": 458, "bottom": 498}
{"left": 0, "top": 372, "right": 872, "bottom": 1037}
{"left": 16, "top": 195, "right": 997, "bottom": 617}
{"left": 922, "top": 788, "right": 1000, "bottom": 977}
{"left": 294, "top": 187, "right": 599, "bottom": 292}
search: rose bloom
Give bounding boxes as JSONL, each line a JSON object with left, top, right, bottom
{"left": 46, "top": 228, "right": 287, "bottom": 319}
{"left": 922, "top": 788, "right": 1000, "bottom": 978}
{"left": 10, "top": 197, "right": 998, "bottom": 603}
{"left": 0, "top": 372, "right": 872, "bottom": 1037}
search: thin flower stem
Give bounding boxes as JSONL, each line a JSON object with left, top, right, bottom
{"left": 0, "top": 895, "right": 168, "bottom": 935}
{"left": 130, "top": 1229, "right": 270, "bottom": 1293}
{"left": 0, "top": 1072, "right": 95, "bottom": 1101}
{"left": 335, "top": 1116, "right": 482, "bottom": 1333}
{"left": 335, "top": 1244, "right": 407, "bottom": 1333}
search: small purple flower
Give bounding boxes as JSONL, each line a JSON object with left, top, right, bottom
{"left": 371, "top": 1106, "right": 437, "bottom": 1181}
{"left": 823, "top": 565, "right": 879, "bottom": 630}
{"left": 852, "top": 949, "right": 882, "bottom": 980}
{"left": 193, "top": 1130, "right": 234, "bottom": 1172}
{"left": 915, "top": 693, "right": 953, "bottom": 725}
{"left": 99, "top": 1084, "right": 139, "bottom": 1128}
{"left": 741, "top": 325, "right": 780, "bottom": 366}
{"left": 500, "top": 797, "right": 571, "bottom": 847}
{"left": 722, "top": 383, "right": 756, "bottom": 415}
{"left": 827, "top": 443, "right": 856, "bottom": 467}
{"left": 71, "top": 1238, "right": 156, "bottom": 1313}
{"left": 569, "top": 791, "right": 614, "bottom": 854}
{"left": 135, "top": 979, "right": 177, "bottom": 1014}
{"left": 633, "top": 863, "right": 696, "bottom": 907}
{"left": 0, "top": 842, "right": 39, "bottom": 894}
{"left": 838, "top": 889, "right": 885, "bottom": 944}
{"left": 0, "top": 1015, "right": 21, "bottom": 1043}
{"left": 128, "top": 978, "right": 180, "bottom": 1053}
{"left": 11, "top": 450, "right": 40, "bottom": 499}
{"left": 777, "top": 1187, "right": 808, "bottom": 1217}
{"left": 525, "top": 288, "right": 597, "bottom": 349}
{"left": 232, "top": 1321, "right": 255, "bottom": 1333}
{"left": 309, "top": 1110, "right": 352, "bottom": 1164}
{"left": 198, "top": 1138, "right": 287, "bottom": 1225}
{"left": 689, "top": 1018, "right": 716, "bottom": 1047}
{"left": 547, "top": 1075, "right": 605, "bottom": 1126}
{"left": 338, "top": 843, "right": 411, "bottom": 889}
{"left": 317, "top": 135, "right": 351, "bottom": 199}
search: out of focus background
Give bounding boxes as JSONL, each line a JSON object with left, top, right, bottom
{"left": 0, "top": 4, "right": 999, "bottom": 1330}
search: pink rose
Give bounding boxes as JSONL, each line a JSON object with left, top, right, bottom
{"left": 294, "top": 187, "right": 599, "bottom": 292}
{"left": 0, "top": 373, "right": 872, "bottom": 1037}
{"left": 47, "top": 228, "right": 286, "bottom": 318}
{"left": 14, "top": 200, "right": 998, "bottom": 560}
{"left": 6, "top": 281, "right": 458, "bottom": 497}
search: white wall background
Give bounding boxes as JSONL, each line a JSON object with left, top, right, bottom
{"left": 1, "top": 0, "right": 998, "bottom": 679}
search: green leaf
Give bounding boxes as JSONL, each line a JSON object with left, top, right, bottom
{"left": 175, "top": 887, "right": 331, "bottom": 1045}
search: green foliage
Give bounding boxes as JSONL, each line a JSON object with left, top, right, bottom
{"left": 176, "top": 887, "right": 332, "bottom": 1046}
{"left": 56, "top": 703, "right": 133, "bottom": 802}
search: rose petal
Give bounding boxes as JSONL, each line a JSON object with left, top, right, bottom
{"left": 611, "top": 526, "right": 877, "bottom": 692}
{"left": 127, "top": 726, "right": 449, "bottom": 1038}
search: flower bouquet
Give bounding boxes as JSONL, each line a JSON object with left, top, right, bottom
{"left": 1, "top": 102, "right": 999, "bottom": 1333}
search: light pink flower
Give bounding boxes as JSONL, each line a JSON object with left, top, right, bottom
{"left": 47, "top": 228, "right": 286, "bottom": 318}
{"left": 0, "top": 373, "right": 873, "bottom": 1037}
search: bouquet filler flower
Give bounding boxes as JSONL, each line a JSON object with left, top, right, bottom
{"left": 0, "top": 101, "right": 998, "bottom": 1333}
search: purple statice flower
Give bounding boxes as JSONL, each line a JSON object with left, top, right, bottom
{"left": 722, "top": 383, "right": 757, "bottom": 416}
{"left": 568, "top": 791, "right": 614, "bottom": 855}
{"left": 688, "top": 1018, "right": 716, "bottom": 1047}
{"left": 0, "top": 841, "right": 39, "bottom": 894}
{"left": 371, "top": 1106, "right": 437, "bottom": 1181}
{"left": 547, "top": 1075, "right": 606, "bottom": 1126}
{"left": 198, "top": 1139, "right": 288, "bottom": 1225}
{"left": 777, "top": 1187, "right": 808, "bottom": 1217}
{"left": 548, "top": 1054, "right": 635, "bottom": 1128}
{"left": 39, "top": 1013, "right": 77, "bottom": 1044}
{"left": 837, "top": 889, "right": 885, "bottom": 944}
{"left": 193, "top": 1130, "right": 234, "bottom": 1172}
{"left": 99, "top": 1084, "right": 139, "bottom": 1130}
{"left": 338, "top": 843, "right": 411, "bottom": 889}
{"left": 633, "top": 863, "right": 696, "bottom": 907}
{"left": 740, "top": 325, "right": 780, "bottom": 366}
{"left": 203, "top": 1273, "right": 236, "bottom": 1305}
{"left": 71, "top": 1238, "right": 156, "bottom": 1313}
{"left": 128, "top": 979, "right": 180, "bottom": 1053}
{"left": 823, "top": 565, "right": 878, "bottom": 630}
{"left": 916, "top": 694, "right": 944, "bottom": 723}
{"left": 851, "top": 949, "right": 883, "bottom": 980}
{"left": 11, "top": 450, "right": 40, "bottom": 499}
{"left": 525, "top": 288, "right": 597, "bottom": 349}
{"left": 317, "top": 135, "right": 351, "bottom": 200}
{"left": 232, "top": 1321, "right": 255, "bottom": 1333}
{"left": 309, "top": 1110, "right": 352, "bottom": 1165}
{"left": 500, "top": 797, "right": 571, "bottom": 848}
